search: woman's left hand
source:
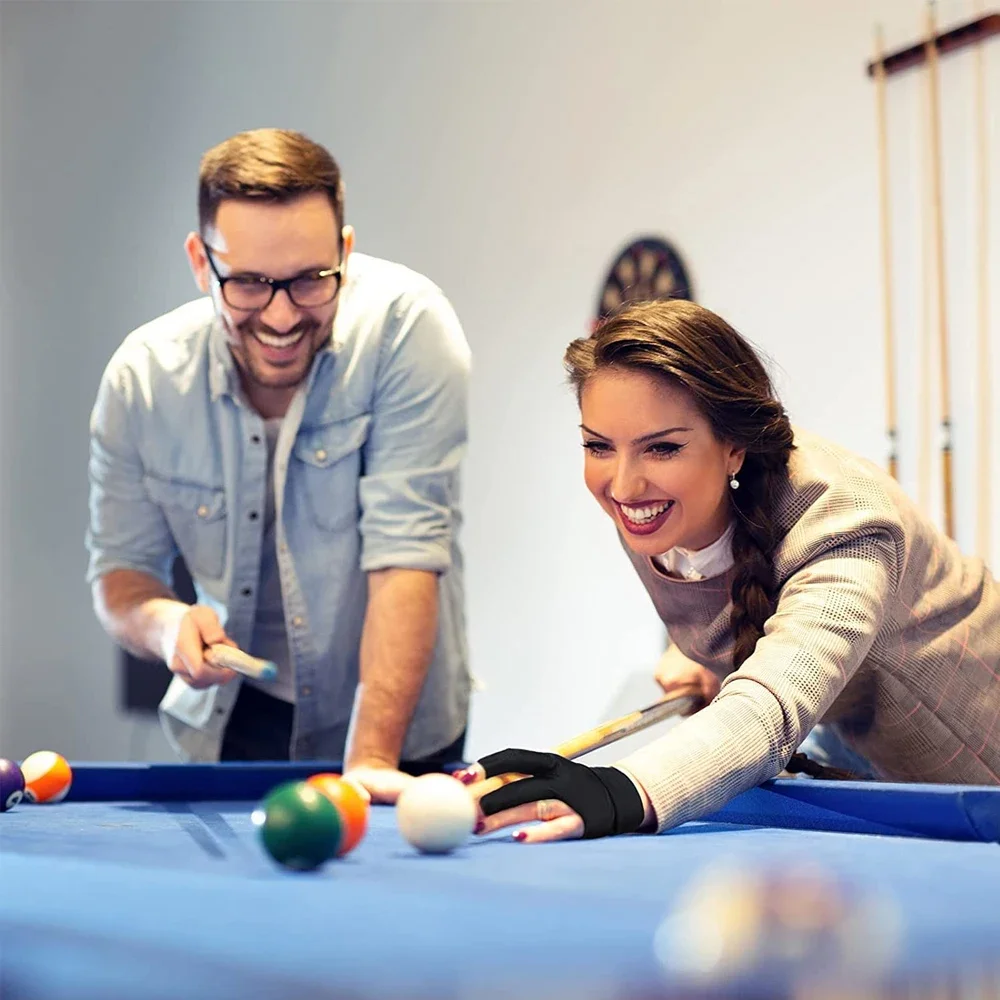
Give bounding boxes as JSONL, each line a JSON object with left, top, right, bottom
{"left": 466, "top": 773, "right": 585, "bottom": 843}
{"left": 454, "top": 749, "right": 650, "bottom": 843}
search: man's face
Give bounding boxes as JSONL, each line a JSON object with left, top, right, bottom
{"left": 186, "top": 192, "right": 351, "bottom": 398}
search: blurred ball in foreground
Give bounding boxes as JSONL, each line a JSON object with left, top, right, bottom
{"left": 653, "top": 860, "right": 902, "bottom": 992}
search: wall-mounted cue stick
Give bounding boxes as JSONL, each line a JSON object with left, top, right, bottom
{"left": 924, "top": 2, "right": 955, "bottom": 538}
{"left": 472, "top": 682, "right": 704, "bottom": 797}
{"left": 973, "top": 2, "right": 992, "bottom": 562}
{"left": 873, "top": 25, "right": 898, "bottom": 480}
{"left": 866, "top": 7, "right": 1000, "bottom": 539}
{"left": 918, "top": 20, "right": 935, "bottom": 518}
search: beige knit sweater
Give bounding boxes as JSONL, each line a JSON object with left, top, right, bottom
{"left": 616, "top": 429, "right": 1000, "bottom": 832}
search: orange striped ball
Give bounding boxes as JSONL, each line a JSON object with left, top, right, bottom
{"left": 21, "top": 751, "right": 73, "bottom": 803}
{"left": 306, "top": 773, "right": 369, "bottom": 856}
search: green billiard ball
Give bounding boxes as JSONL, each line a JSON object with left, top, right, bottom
{"left": 253, "top": 781, "right": 343, "bottom": 871}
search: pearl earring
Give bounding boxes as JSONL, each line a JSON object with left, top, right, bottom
{"left": 729, "top": 472, "right": 740, "bottom": 490}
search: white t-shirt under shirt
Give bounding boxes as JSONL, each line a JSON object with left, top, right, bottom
{"left": 245, "top": 417, "right": 296, "bottom": 703}
{"left": 653, "top": 521, "right": 736, "bottom": 581}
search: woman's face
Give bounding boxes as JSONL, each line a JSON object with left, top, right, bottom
{"left": 580, "top": 367, "right": 745, "bottom": 557}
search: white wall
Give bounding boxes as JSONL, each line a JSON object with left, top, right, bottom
{"left": 1, "top": 0, "right": 996, "bottom": 763}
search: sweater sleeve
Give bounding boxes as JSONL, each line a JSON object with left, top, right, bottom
{"left": 617, "top": 532, "right": 898, "bottom": 832}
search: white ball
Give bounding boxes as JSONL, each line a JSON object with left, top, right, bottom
{"left": 396, "top": 773, "right": 476, "bottom": 854}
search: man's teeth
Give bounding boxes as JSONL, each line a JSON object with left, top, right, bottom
{"left": 256, "top": 329, "right": 306, "bottom": 348}
{"left": 621, "top": 501, "right": 674, "bottom": 524}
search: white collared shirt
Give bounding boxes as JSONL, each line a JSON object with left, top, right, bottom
{"left": 654, "top": 521, "right": 736, "bottom": 581}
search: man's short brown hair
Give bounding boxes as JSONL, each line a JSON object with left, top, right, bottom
{"left": 198, "top": 128, "right": 345, "bottom": 238}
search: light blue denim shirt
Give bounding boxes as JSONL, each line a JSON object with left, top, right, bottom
{"left": 87, "top": 253, "right": 472, "bottom": 762}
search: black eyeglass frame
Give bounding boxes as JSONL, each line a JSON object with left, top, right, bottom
{"left": 201, "top": 239, "right": 344, "bottom": 311}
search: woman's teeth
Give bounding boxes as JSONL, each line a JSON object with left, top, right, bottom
{"left": 620, "top": 501, "right": 674, "bottom": 524}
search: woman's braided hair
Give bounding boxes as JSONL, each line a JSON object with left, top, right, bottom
{"left": 565, "top": 299, "right": 855, "bottom": 780}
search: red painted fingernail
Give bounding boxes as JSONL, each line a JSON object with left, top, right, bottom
{"left": 513, "top": 830, "right": 527, "bottom": 842}
{"left": 474, "top": 819, "right": 485, "bottom": 834}
{"left": 457, "top": 770, "right": 476, "bottom": 785}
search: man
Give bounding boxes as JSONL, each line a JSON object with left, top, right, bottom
{"left": 87, "top": 128, "right": 471, "bottom": 802}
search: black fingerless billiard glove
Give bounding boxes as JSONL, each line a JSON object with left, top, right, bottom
{"left": 477, "top": 749, "right": 646, "bottom": 839}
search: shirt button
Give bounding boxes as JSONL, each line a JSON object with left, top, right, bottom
{"left": 251, "top": 434, "right": 261, "bottom": 445}
{"left": 315, "top": 449, "right": 327, "bottom": 462}
{"left": 301, "top": 686, "right": 312, "bottom": 697}
{"left": 241, "top": 586, "right": 252, "bottom": 597}
{"left": 248, "top": 510, "right": 259, "bottom": 521}
{"left": 197, "top": 505, "right": 209, "bottom": 518}
{"left": 292, "top": 616, "right": 304, "bottom": 628}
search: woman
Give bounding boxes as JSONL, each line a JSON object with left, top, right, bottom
{"left": 457, "top": 299, "right": 1000, "bottom": 842}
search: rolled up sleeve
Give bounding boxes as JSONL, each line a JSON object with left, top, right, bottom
{"left": 358, "top": 291, "right": 471, "bottom": 573}
{"left": 86, "top": 366, "right": 177, "bottom": 587}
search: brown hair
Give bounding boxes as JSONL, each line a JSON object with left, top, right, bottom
{"left": 566, "top": 300, "right": 856, "bottom": 780}
{"left": 197, "top": 128, "right": 345, "bottom": 238}
{"left": 566, "top": 298, "right": 794, "bottom": 672}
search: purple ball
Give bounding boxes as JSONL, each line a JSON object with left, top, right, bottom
{"left": 0, "top": 758, "right": 25, "bottom": 812}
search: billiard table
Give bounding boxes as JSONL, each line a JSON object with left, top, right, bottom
{"left": 2, "top": 763, "right": 998, "bottom": 999}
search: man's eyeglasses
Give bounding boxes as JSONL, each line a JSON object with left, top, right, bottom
{"left": 202, "top": 240, "right": 344, "bottom": 311}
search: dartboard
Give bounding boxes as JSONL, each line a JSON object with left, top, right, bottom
{"left": 595, "top": 236, "right": 693, "bottom": 326}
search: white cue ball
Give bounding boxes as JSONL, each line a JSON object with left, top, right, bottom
{"left": 396, "top": 773, "right": 477, "bottom": 854}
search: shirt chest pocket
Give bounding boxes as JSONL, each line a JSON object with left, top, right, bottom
{"left": 143, "top": 475, "right": 227, "bottom": 581}
{"left": 292, "top": 413, "right": 372, "bottom": 532}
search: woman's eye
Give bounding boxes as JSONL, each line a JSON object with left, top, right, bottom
{"left": 583, "top": 440, "right": 610, "bottom": 455}
{"left": 648, "top": 442, "right": 682, "bottom": 457}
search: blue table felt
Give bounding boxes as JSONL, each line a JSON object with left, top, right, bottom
{"left": 2, "top": 764, "right": 998, "bottom": 1000}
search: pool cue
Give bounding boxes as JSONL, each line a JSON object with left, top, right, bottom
{"left": 917, "top": 49, "right": 937, "bottom": 515}
{"left": 205, "top": 644, "right": 278, "bottom": 682}
{"left": 924, "top": 1, "right": 955, "bottom": 538}
{"left": 973, "top": 1, "right": 992, "bottom": 563}
{"left": 471, "top": 682, "right": 704, "bottom": 797}
{"left": 918, "top": 46, "right": 935, "bottom": 518}
{"left": 873, "top": 25, "right": 899, "bottom": 480}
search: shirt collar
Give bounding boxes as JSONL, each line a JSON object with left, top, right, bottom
{"left": 208, "top": 317, "right": 235, "bottom": 402}
{"left": 655, "top": 520, "right": 736, "bottom": 581}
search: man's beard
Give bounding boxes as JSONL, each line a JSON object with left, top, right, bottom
{"left": 227, "top": 314, "right": 332, "bottom": 391}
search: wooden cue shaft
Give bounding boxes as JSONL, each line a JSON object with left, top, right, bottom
{"left": 973, "top": 0, "right": 992, "bottom": 562}
{"left": 204, "top": 644, "right": 277, "bottom": 680}
{"left": 918, "top": 62, "right": 935, "bottom": 516}
{"left": 472, "top": 682, "right": 704, "bottom": 798}
{"left": 873, "top": 25, "right": 899, "bottom": 480}
{"left": 924, "top": 2, "right": 955, "bottom": 538}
